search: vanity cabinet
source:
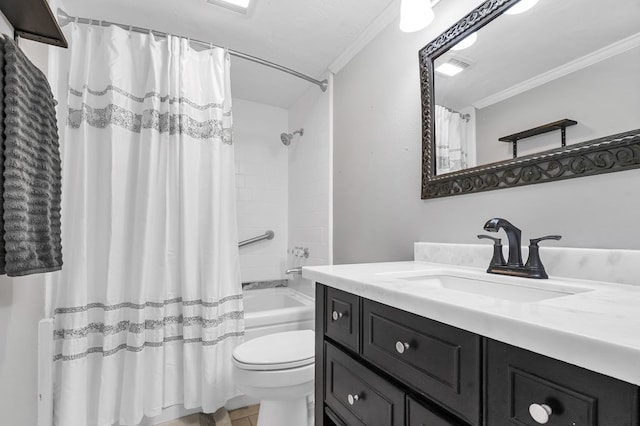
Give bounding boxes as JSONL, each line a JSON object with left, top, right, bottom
{"left": 486, "top": 340, "right": 640, "bottom": 425}
{"left": 361, "top": 299, "right": 481, "bottom": 424}
{"left": 317, "top": 285, "right": 479, "bottom": 426}
{"left": 325, "top": 342, "right": 404, "bottom": 426}
{"left": 325, "top": 287, "right": 360, "bottom": 352}
{"left": 315, "top": 284, "right": 640, "bottom": 426}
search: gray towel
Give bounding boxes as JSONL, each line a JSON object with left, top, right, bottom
{"left": 0, "top": 35, "right": 62, "bottom": 276}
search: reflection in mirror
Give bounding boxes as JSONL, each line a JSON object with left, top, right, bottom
{"left": 432, "top": 0, "right": 640, "bottom": 176}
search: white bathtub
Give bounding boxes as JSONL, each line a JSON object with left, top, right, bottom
{"left": 242, "top": 287, "right": 315, "bottom": 341}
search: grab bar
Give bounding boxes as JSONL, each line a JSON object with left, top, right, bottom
{"left": 238, "top": 230, "right": 275, "bottom": 248}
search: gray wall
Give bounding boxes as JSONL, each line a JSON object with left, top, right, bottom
{"left": 0, "top": 22, "right": 50, "bottom": 426}
{"left": 476, "top": 48, "right": 640, "bottom": 165}
{"left": 333, "top": 0, "right": 640, "bottom": 265}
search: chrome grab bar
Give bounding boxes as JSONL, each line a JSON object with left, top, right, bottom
{"left": 238, "top": 230, "right": 275, "bottom": 248}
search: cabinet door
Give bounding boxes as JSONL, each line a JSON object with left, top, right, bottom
{"left": 486, "top": 339, "right": 640, "bottom": 425}
{"left": 407, "top": 396, "right": 461, "bottom": 426}
{"left": 325, "top": 342, "right": 404, "bottom": 426}
{"left": 362, "top": 299, "right": 481, "bottom": 425}
{"left": 325, "top": 287, "right": 360, "bottom": 352}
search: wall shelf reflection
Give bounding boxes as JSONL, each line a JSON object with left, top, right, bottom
{"left": 499, "top": 119, "right": 578, "bottom": 158}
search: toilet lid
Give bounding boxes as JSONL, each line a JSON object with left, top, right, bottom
{"left": 233, "top": 330, "right": 315, "bottom": 370}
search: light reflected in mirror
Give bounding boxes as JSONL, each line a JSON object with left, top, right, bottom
{"left": 433, "top": 0, "right": 640, "bottom": 176}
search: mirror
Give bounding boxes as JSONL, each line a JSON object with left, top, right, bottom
{"left": 420, "top": 0, "right": 640, "bottom": 198}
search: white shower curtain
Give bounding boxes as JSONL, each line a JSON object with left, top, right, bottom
{"left": 435, "top": 105, "right": 470, "bottom": 174}
{"left": 52, "top": 23, "right": 244, "bottom": 426}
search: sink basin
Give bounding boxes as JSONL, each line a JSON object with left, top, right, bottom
{"left": 399, "top": 274, "right": 592, "bottom": 302}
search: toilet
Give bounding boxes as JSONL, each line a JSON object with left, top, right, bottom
{"left": 232, "top": 329, "right": 315, "bottom": 426}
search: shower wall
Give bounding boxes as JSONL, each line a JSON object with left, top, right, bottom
{"left": 234, "top": 99, "right": 289, "bottom": 283}
{"left": 234, "top": 79, "right": 332, "bottom": 289}
{"left": 287, "top": 75, "right": 333, "bottom": 296}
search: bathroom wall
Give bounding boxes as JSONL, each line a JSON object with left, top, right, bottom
{"left": 287, "top": 74, "right": 333, "bottom": 296}
{"left": 476, "top": 47, "right": 640, "bottom": 164}
{"left": 0, "top": 8, "right": 60, "bottom": 426}
{"left": 234, "top": 98, "right": 289, "bottom": 283}
{"left": 333, "top": 0, "right": 640, "bottom": 265}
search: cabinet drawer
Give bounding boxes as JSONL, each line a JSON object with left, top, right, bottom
{"left": 407, "top": 396, "right": 460, "bottom": 426}
{"left": 362, "top": 299, "right": 481, "bottom": 425}
{"left": 325, "top": 287, "right": 360, "bottom": 352}
{"left": 486, "top": 339, "right": 640, "bottom": 426}
{"left": 325, "top": 342, "right": 404, "bottom": 426}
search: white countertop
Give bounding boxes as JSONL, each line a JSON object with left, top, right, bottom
{"left": 303, "top": 261, "right": 640, "bottom": 386}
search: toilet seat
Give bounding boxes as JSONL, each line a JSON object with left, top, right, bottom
{"left": 231, "top": 330, "right": 315, "bottom": 426}
{"left": 232, "top": 329, "right": 315, "bottom": 371}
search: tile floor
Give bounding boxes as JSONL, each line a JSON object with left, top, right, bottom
{"left": 229, "top": 404, "right": 259, "bottom": 426}
{"left": 157, "top": 405, "right": 259, "bottom": 426}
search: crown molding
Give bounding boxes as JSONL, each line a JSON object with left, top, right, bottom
{"left": 329, "top": 0, "right": 442, "bottom": 74}
{"left": 473, "top": 32, "right": 640, "bottom": 109}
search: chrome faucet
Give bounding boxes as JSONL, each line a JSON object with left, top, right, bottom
{"left": 479, "top": 218, "right": 561, "bottom": 279}
{"left": 285, "top": 266, "right": 302, "bottom": 275}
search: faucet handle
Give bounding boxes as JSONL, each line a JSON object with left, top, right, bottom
{"left": 477, "top": 235, "right": 501, "bottom": 244}
{"left": 529, "top": 235, "right": 562, "bottom": 246}
{"left": 525, "top": 235, "right": 562, "bottom": 279}
{"left": 478, "top": 235, "right": 506, "bottom": 269}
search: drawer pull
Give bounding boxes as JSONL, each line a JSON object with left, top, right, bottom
{"left": 332, "top": 311, "right": 344, "bottom": 321}
{"left": 395, "top": 341, "right": 410, "bottom": 354}
{"left": 347, "top": 394, "right": 360, "bottom": 405}
{"left": 528, "top": 403, "right": 552, "bottom": 424}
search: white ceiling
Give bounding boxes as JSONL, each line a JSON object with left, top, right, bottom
{"left": 61, "top": 0, "right": 397, "bottom": 108}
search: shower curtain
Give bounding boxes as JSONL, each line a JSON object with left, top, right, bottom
{"left": 435, "top": 105, "right": 470, "bottom": 174}
{"left": 52, "top": 23, "right": 244, "bottom": 426}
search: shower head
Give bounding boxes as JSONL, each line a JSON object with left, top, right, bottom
{"left": 280, "top": 128, "right": 304, "bottom": 146}
{"left": 280, "top": 132, "right": 293, "bottom": 146}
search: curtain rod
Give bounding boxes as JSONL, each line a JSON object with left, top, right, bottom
{"left": 56, "top": 9, "right": 328, "bottom": 92}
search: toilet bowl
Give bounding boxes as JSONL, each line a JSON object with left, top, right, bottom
{"left": 232, "top": 329, "right": 315, "bottom": 426}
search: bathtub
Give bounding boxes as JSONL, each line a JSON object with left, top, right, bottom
{"left": 242, "top": 287, "right": 315, "bottom": 341}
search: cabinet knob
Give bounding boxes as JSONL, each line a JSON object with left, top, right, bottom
{"left": 332, "top": 311, "right": 343, "bottom": 321}
{"left": 395, "top": 341, "right": 410, "bottom": 354}
{"left": 347, "top": 394, "right": 359, "bottom": 405}
{"left": 528, "top": 403, "right": 552, "bottom": 424}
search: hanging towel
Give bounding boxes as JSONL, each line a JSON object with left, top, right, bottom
{"left": 0, "top": 35, "right": 62, "bottom": 276}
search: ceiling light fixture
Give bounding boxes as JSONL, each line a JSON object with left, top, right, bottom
{"left": 451, "top": 32, "right": 478, "bottom": 51}
{"left": 435, "top": 62, "right": 464, "bottom": 76}
{"left": 435, "top": 58, "right": 469, "bottom": 77}
{"left": 504, "top": 0, "right": 539, "bottom": 15}
{"left": 208, "top": 0, "right": 252, "bottom": 14}
{"left": 399, "top": 0, "right": 435, "bottom": 33}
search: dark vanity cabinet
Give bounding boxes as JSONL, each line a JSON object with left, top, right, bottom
{"left": 315, "top": 284, "right": 640, "bottom": 426}
{"left": 486, "top": 340, "right": 639, "bottom": 425}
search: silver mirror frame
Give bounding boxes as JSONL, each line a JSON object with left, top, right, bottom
{"left": 420, "top": 0, "right": 640, "bottom": 199}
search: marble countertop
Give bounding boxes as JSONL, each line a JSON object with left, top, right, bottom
{"left": 303, "top": 261, "right": 640, "bottom": 386}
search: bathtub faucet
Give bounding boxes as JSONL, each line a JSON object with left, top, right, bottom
{"left": 285, "top": 267, "right": 302, "bottom": 275}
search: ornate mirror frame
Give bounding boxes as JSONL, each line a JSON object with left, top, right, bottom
{"left": 420, "top": 0, "right": 640, "bottom": 199}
